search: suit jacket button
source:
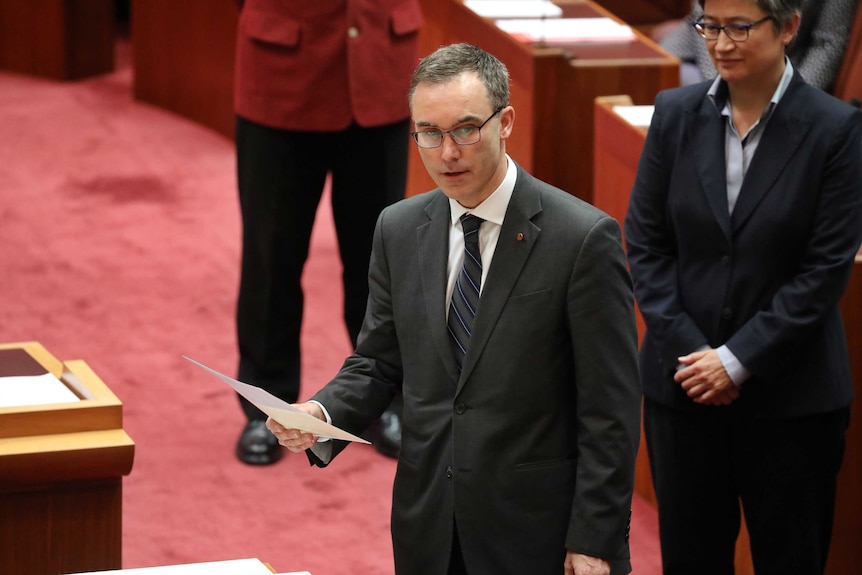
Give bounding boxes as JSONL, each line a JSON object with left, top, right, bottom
{"left": 446, "top": 466, "right": 453, "bottom": 479}
{"left": 347, "top": 26, "right": 360, "bottom": 39}
{"left": 454, "top": 403, "right": 466, "bottom": 415}
{"left": 721, "top": 255, "right": 731, "bottom": 267}
{"left": 721, "top": 307, "right": 732, "bottom": 319}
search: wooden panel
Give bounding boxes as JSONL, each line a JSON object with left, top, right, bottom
{"left": 594, "top": 0, "right": 691, "bottom": 25}
{"left": 828, "top": 259, "right": 862, "bottom": 575}
{"left": 132, "top": 0, "right": 238, "bottom": 138}
{"left": 0, "top": 0, "right": 114, "bottom": 80}
{"left": 0, "top": 479, "right": 123, "bottom": 574}
{"left": 833, "top": 1, "right": 862, "bottom": 103}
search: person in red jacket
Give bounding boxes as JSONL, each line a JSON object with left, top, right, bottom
{"left": 232, "top": 0, "right": 423, "bottom": 464}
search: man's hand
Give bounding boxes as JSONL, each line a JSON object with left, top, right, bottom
{"left": 265, "top": 402, "right": 325, "bottom": 452}
{"left": 565, "top": 552, "right": 610, "bottom": 575}
{"left": 675, "top": 349, "right": 739, "bottom": 406}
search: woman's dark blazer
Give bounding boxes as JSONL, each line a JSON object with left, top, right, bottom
{"left": 625, "top": 71, "right": 862, "bottom": 418}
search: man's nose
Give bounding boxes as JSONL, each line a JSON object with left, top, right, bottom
{"left": 439, "top": 133, "right": 461, "bottom": 161}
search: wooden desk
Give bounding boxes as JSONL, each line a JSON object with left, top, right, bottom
{"left": 0, "top": 342, "right": 135, "bottom": 575}
{"left": 831, "top": 257, "right": 862, "bottom": 575}
{"left": 593, "top": 97, "right": 862, "bottom": 575}
{"left": 408, "top": 0, "right": 679, "bottom": 201}
{"left": 132, "top": 0, "right": 238, "bottom": 139}
{"left": 595, "top": 0, "right": 691, "bottom": 25}
{"left": 0, "top": 0, "right": 114, "bottom": 80}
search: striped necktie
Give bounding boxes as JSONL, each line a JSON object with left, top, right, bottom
{"left": 447, "top": 214, "right": 483, "bottom": 370}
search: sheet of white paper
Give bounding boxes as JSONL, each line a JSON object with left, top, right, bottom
{"left": 495, "top": 17, "right": 636, "bottom": 42}
{"left": 184, "top": 356, "right": 370, "bottom": 444}
{"left": 465, "top": 0, "right": 563, "bottom": 18}
{"left": 0, "top": 372, "right": 80, "bottom": 408}
{"left": 65, "top": 557, "right": 307, "bottom": 575}
{"left": 613, "top": 105, "right": 655, "bottom": 127}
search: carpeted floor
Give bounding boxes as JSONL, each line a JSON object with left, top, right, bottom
{"left": 0, "top": 46, "right": 662, "bottom": 575}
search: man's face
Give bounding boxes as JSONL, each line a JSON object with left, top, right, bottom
{"left": 411, "top": 72, "right": 514, "bottom": 209}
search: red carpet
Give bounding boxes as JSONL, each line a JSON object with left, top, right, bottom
{"left": 0, "top": 46, "right": 662, "bottom": 575}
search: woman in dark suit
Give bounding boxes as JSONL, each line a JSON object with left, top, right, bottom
{"left": 625, "top": 1, "right": 862, "bottom": 574}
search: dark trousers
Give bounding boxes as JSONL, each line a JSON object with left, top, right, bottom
{"left": 235, "top": 115, "right": 409, "bottom": 418}
{"left": 644, "top": 398, "right": 849, "bottom": 575}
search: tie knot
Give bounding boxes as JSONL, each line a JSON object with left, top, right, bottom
{"left": 460, "top": 213, "right": 483, "bottom": 237}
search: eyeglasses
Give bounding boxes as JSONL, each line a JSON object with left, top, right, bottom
{"left": 411, "top": 107, "right": 504, "bottom": 149}
{"left": 693, "top": 16, "right": 774, "bottom": 42}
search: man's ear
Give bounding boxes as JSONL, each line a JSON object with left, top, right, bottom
{"left": 499, "top": 105, "right": 515, "bottom": 140}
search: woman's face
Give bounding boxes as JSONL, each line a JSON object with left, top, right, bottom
{"left": 702, "top": 0, "right": 799, "bottom": 88}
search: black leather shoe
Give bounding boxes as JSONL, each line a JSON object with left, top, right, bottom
{"left": 236, "top": 419, "right": 283, "bottom": 465}
{"left": 363, "top": 407, "right": 401, "bottom": 459}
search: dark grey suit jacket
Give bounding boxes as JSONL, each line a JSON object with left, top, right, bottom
{"left": 311, "top": 164, "right": 641, "bottom": 575}
{"left": 625, "top": 72, "right": 862, "bottom": 417}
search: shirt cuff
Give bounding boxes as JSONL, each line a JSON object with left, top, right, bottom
{"left": 308, "top": 400, "right": 332, "bottom": 442}
{"left": 716, "top": 345, "right": 751, "bottom": 387}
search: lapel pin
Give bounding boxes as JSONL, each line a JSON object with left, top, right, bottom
{"left": 516, "top": 232, "right": 524, "bottom": 241}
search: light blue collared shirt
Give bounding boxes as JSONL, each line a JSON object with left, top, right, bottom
{"left": 704, "top": 58, "right": 795, "bottom": 386}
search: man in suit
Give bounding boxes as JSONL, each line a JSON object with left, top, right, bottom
{"left": 625, "top": 1, "right": 862, "bottom": 573}
{"left": 267, "top": 43, "right": 641, "bottom": 575}
{"left": 232, "top": 0, "right": 423, "bottom": 464}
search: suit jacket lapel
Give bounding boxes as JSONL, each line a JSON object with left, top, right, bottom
{"left": 417, "top": 192, "right": 461, "bottom": 383}
{"left": 458, "top": 167, "right": 541, "bottom": 389}
{"left": 693, "top": 98, "right": 733, "bottom": 241}
{"left": 731, "top": 75, "right": 812, "bottom": 233}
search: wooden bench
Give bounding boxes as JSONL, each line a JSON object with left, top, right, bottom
{"left": 834, "top": 2, "right": 862, "bottom": 105}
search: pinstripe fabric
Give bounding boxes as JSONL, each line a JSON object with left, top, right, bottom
{"left": 447, "top": 214, "right": 483, "bottom": 370}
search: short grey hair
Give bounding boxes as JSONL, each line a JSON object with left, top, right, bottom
{"left": 408, "top": 43, "right": 510, "bottom": 111}
{"left": 698, "top": 0, "right": 804, "bottom": 29}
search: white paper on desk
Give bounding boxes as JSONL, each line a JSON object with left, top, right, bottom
{"left": 0, "top": 372, "right": 80, "bottom": 408}
{"left": 465, "top": 0, "right": 562, "bottom": 18}
{"left": 496, "top": 17, "right": 636, "bottom": 42}
{"left": 65, "top": 558, "right": 285, "bottom": 575}
{"left": 184, "top": 356, "right": 370, "bottom": 444}
{"left": 613, "top": 105, "right": 655, "bottom": 128}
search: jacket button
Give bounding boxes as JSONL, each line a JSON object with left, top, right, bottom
{"left": 721, "top": 307, "right": 732, "bottom": 319}
{"left": 454, "top": 403, "right": 466, "bottom": 415}
{"left": 446, "top": 466, "right": 453, "bottom": 479}
{"left": 721, "top": 255, "right": 731, "bottom": 267}
{"left": 347, "top": 26, "right": 359, "bottom": 39}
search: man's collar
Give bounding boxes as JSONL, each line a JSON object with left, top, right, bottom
{"left": 449, "top": 154, "right": 516, "bottom": 226}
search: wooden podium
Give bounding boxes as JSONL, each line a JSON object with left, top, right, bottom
{"left": 0, "top": 341, "right": 135, "bottom": 575}
{"left": 594, "top": 96, "right": 862, "bottom": 575}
